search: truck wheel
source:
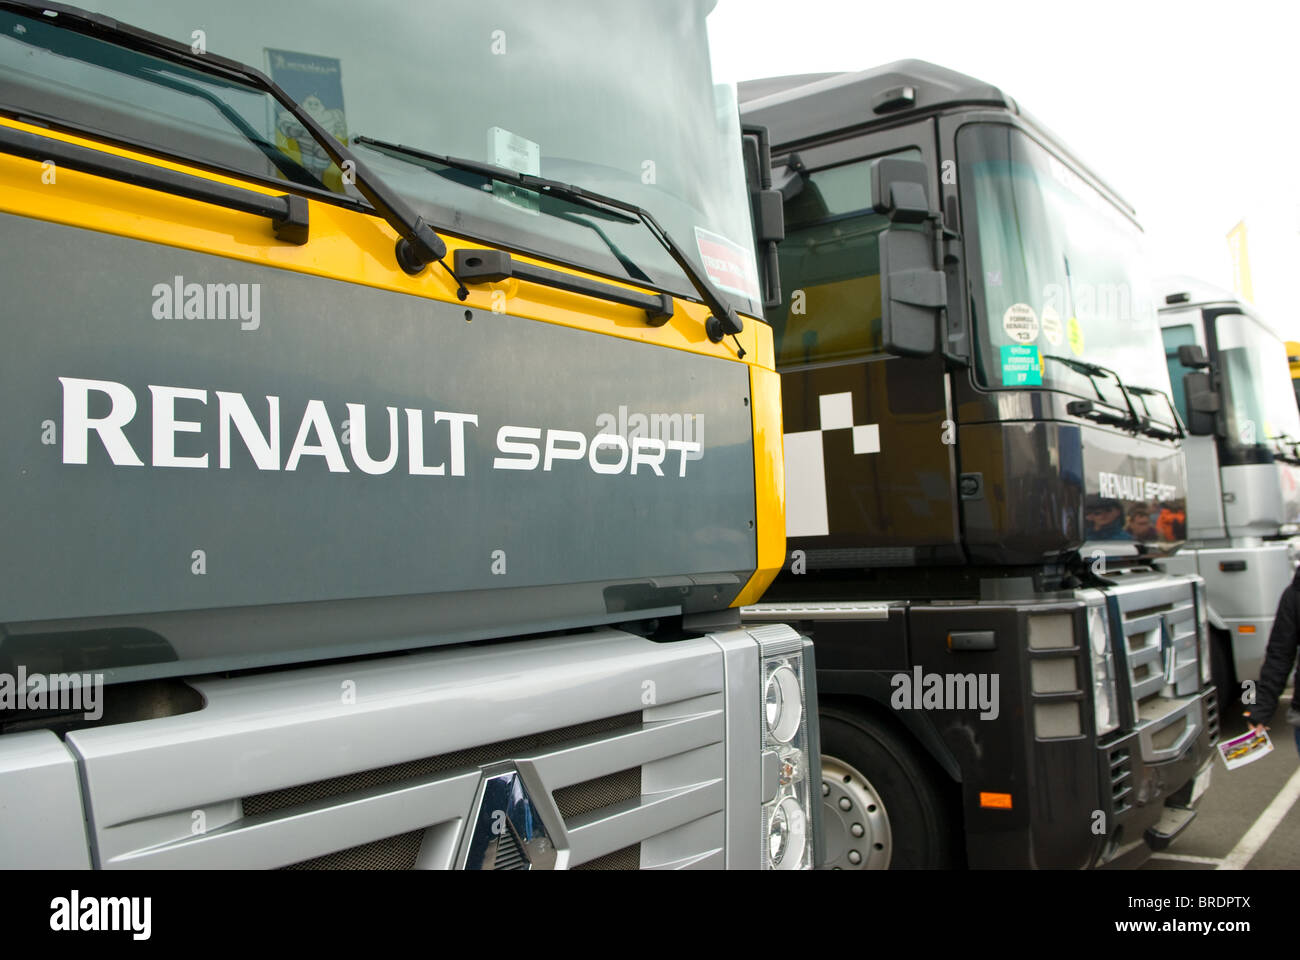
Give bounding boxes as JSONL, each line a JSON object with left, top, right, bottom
{"left": 819, "top": 708, "right": 957, "bottom": 869}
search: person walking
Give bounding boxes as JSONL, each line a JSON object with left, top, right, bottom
{"left": 1243, "top": 566, "right": 1300, "bottom": 753}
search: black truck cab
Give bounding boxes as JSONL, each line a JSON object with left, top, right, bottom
{"left": 740, "top": 61, "right": 1218, "bottom": 868}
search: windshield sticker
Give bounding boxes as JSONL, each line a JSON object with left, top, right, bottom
{"left": 1041, "top": 305, "right": 1063, "bottom": 346}
{"left": 487, "top": 126, "right": 542, "bottom": 216}
{"left": 695, "top": 227, "right": 761, "bottom": 303}
{"left": 1068, "top": 315, "right": 1085, "bottom": 356}
{"left": 266, "top": 50, "right": 348, "bottom": 190}
{"left": 1001, "top": 344, "right": 1042, "bottom": 386}
{"left": 1002, "top": 303, "right": 1039, "bottom": 343}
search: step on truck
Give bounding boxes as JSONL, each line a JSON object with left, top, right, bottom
{"left": 1157, "top": 279, "right": 1300, "bottom": 706}
{"left": 0, "top": 0, "right": 821, "bottom": 871}
{"left": 738, "top": 61, "right": 1217, "bottom": 868}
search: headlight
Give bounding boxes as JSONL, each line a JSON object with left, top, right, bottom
{"left": 767, "top": 796, "right": 808, "bottom": 870}
{"left": 754, "top": 628, "right": 818, "bottom": 871}
{"left": 1195, "top": 579, "right": 1212, "bottom": 685}
{"left": 1087, "top": 604, "right": 1119, "bottom": 736}
{"left": 765, "top": 664, "right": 803, "bottom": 743}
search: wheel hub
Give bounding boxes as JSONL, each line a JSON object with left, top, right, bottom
{"left": 820, "top": 754, "right": 892, "bottom": 869}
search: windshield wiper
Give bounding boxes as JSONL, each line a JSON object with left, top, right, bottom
{"left": 1043, "top": 354, "right": 1136, "bottom": 428}
{"left": 353, "top": 135, "right": 653, "bottom": 284}
{"left": 2, "top": 0, "right": 459, "bottom": 284}
{"left": 352, "top": 135, "right": 746, "bottom": 354}
{"left": 1267, "top": 433, "right": 1300, "bottom": 464}
{"left": 1126, "top": 385, "right": 1184, "bottom": 441}
{"left": 1044, "top": 353, "right": 1175, "bottom": 438}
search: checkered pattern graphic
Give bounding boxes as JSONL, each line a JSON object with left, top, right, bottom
{"left": 784, "top": 392, "right": 879, "bottom": 538}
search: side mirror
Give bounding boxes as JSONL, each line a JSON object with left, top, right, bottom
{"left": 1183, "top": 370, "right": 1220, "bottom": 436}
{"left": 872, "top": 156, "right": 944, "bottom": 358}
{"left": 872, "top": 156, "right": 932, "bottom": 224}
{"left": 742, "top": 124, "right": 784, "bottom": 310}
{"left": 1177, "top": 343, "right": 1210, "bottom": 369}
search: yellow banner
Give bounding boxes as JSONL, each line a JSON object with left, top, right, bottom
{"left": 1227, "top": 219, "right": 1255, "bottom": 303}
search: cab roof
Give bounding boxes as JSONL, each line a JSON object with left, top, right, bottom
{"left": 739, "top": 59, "right": 1137, "bottom": 218}
{"left": 1154, "top": 275, "right": 1245, "bottom": 313}
{"left": 738, "top": 59, "right": 1013, "bottom": 147}
{"left": 1153, "top": 275, "right": 1295, "bottom": 344}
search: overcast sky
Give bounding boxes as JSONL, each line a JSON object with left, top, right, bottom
{"left": 711, "top": 0, "right": 1300, "bottom": 337}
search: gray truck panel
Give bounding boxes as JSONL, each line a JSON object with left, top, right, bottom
{"left": 0, "top": 730, "right": 92, "bottom": 868}
{"left": 60, "top": 625, "right": 795, "bottom": 869}
{"left": 1222, "top": 463, "right": 1287, "bottom": 538}
{"left": 711, "top": 628, "right": 763, "bottom": 869}
{"left": 1186, "top": 542, "right": 1291, "bottom": 682}
{"left": 0, "top": 214, "right": 757, "bottom": 676}
{"left": 1183, "top": 435, "right": 1226, "bottom": 540}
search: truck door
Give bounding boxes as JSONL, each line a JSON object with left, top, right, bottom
{"left": 772, "top": 119, "right": 960, "bottom": 566}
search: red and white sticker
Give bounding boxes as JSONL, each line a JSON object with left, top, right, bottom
{"left": 694, "top": 227, "right": 762, "bottom": 303}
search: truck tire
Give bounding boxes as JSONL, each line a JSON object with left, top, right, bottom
{"left": 819, "top": 707, "right": 958, "bottom": 869}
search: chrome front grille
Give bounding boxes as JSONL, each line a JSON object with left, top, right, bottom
{"left": 245, "top": 713, "right": 638, "bottom": 819}
{"left": 261, "top": 709, "right": 714, "bottom": 870}
{"left": 1110, "top": 578, "right": 1204, "bottom": 763}
{"left": 264, "top": 715, "right": 644, "bottom": 870}
{"left": 71, "top": 628, "right": 739, "bottom": 870}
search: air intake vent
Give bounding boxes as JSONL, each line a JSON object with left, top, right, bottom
{"left": 573, "top": 844, "right": 641, "bottom": 870}
{"left": 554, "top": 767, "right": 641, "bottom": 820}
{"left": 1206, "top": 689, "right": 1220, "bottom": 744}
{"left": 1109, "top": 746, "right": 1133, "bottom": 814}
{"left": 284, "top": 830, "right": 425, "bottom": 870}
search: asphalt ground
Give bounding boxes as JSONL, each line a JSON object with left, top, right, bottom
{"left": 1142, "top": 691, "right": 1300, "bottom": 870}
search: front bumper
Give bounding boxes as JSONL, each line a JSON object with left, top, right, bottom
{"left": 1096, "top": 687, "right": 1218, "bottom": 867}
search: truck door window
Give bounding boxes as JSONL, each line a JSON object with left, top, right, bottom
{"left": 772, "top": 149, "right": 921, "bottom": 368}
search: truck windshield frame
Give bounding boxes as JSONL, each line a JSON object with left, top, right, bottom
{"left": 957, "top": 122, "right": 1175, "bottom": 429}
{"left": 0, "top": 0, "right": 761, "bottom": 316}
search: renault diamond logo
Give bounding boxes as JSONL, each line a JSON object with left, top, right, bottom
{"left": 463, "top": 766, "right": 558, "bottom": 870}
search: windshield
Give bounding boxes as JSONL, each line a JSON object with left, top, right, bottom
{"left": 1215, "top": 312, "right": 1300, "bottom": 450}
{"left": 0, "top": 0, "right": 761, "bottom": 315}
{"left": 958, "top": 124, "right": 1174, "bottom": 425}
